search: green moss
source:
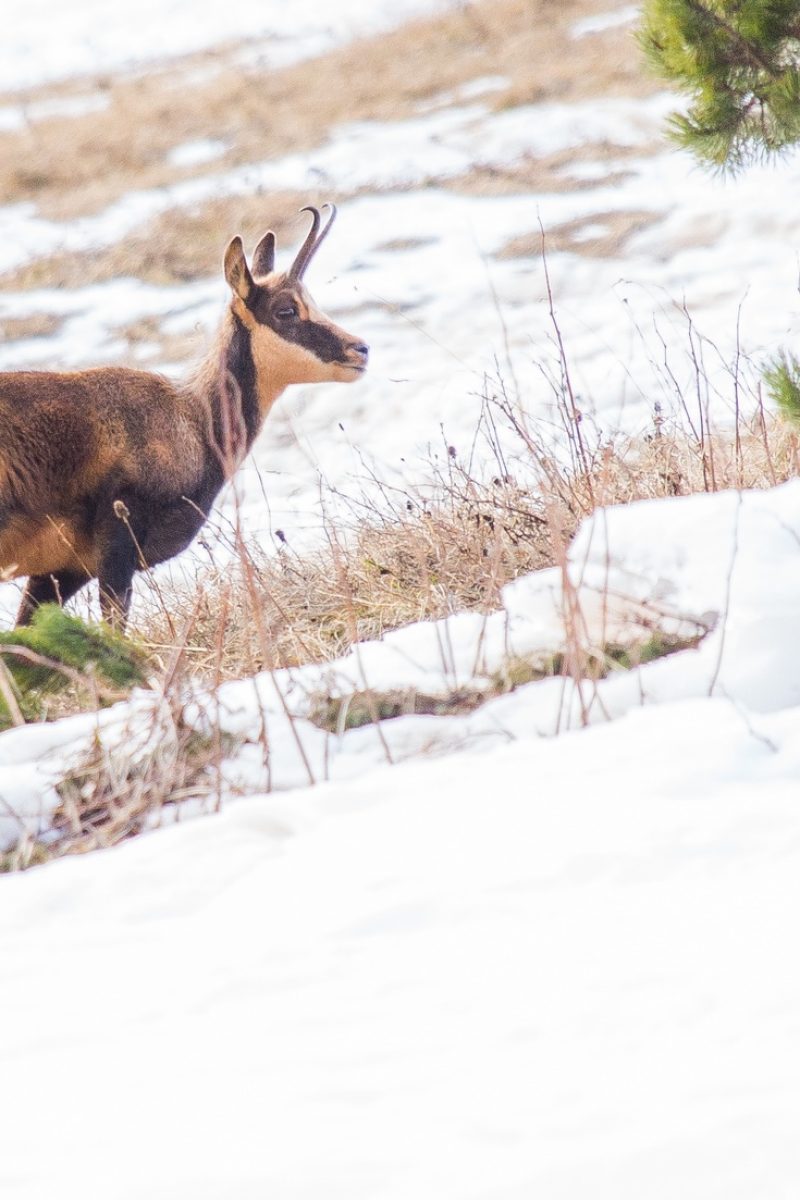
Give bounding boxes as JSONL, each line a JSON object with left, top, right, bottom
{"left": 0, "top": 605, "right": 147, "bottom": 729}
{"left": 308, "top": 634, "right": 703, "bottom": 735}
{"left": 309, "top": 686, "right": 493, "bottom": 733}
{"left": 603, "top": 630, "right": 703, "bottom": 672}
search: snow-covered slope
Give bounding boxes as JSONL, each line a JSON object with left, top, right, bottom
{"left": 4, "top": 478, "right": 800, "bottom": 850}
{"left": 2, "top": 483, "right": 800, "bottom": 1198}
{"left": 2, "top": 3, "right": 800, "bottom": 1196}
{"left": 0, "top": 0, "right": 453, "bottom": 90}
{"left": 2, "top": 703, "right": 800, "bottom": 1200}
{"left": 1, "top": 3, "right": 799, "bottom": 589}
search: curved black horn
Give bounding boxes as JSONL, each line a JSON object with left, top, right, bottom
{"left": 288, "top": 203, "right": 337, "bottom": 280}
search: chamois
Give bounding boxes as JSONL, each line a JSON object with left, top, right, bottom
{"left": 0, "top": 204, "right": 368, "bottom": 629}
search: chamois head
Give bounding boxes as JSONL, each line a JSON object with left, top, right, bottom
{"left": 223, "top": 203, "right": 368, "bottom": 389}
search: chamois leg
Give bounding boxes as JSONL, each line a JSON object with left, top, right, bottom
{"left": 16, "top": 571, "right": 88, "bottom": 627}
{"left": 97, "top": 496, "right": 149, "bottom": 630}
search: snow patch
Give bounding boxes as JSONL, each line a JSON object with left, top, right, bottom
{"left": 0, "top": 92, "right": 109, "bottom": 131}
{"left": 572, "top": 5, "right": 640, "bottom": 38}
{"left": 166, "top": 137, "right": 228, "bottom": 168}
{"left": 0, "top": 0, "right": 455, "bottom": 91}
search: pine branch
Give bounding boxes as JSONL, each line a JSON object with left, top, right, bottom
{"left": 640, "top": 0, "right": 800, "bottom": 171}
{"left": 683, "top": 0, "right": 778, "bottom": 76}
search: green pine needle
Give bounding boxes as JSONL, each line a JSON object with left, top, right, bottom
{"left": 764, "top": 351, "right": 800, "bottom": 423}
{"left": 640, "top": 0, "right": 800, "bottom": 173}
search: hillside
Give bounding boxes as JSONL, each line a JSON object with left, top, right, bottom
{"left": 1, "top": 2, "right": 800, "bottom": 1197}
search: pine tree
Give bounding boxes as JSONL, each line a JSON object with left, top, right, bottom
{"left": 639, "top": 0, "right": 800, "bottom": 171}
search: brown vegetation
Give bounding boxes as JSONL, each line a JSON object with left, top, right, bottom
{"left": 0, "top": 0, "right": 652, "bottom": 215}
{"left": 132, "top": 400, "right": 800, "bottom": 680}
{"left": 497, "top": 208, "right": 660, "bottom": 260}
{"left": 0, "top": 0, "right": 655, "bottom": 299}
{"left": 2, "top": 0, "right": 794, "bottom": 872}
{"left": 3, "top": 392, "right": 796, "bottom": 872}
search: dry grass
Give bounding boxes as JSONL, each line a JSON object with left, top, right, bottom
{"left": 444, "top": 149, "right": 646, "bottom": 200}
{"left": 2, "top": 693, "right": 230, "bottom": 870}
{"left": 135, "top": 479, "right": 555, "bottom": 677}
{"left": 2, "top": 190, "right": 320, "bottom": 292}
{"left": 2, "top": 397, "right": 797, "bottom": 873}
{"left": 0, "top": 313, "right": 64, "bottom": 340}
{"left": 0, "top": 0, "right": 657, "bottom": 296}
{"left": 51, "top": 703, "right": 224, "bottom": 854}
{"left": 497, "top": 208, "right": 660, "bottom": 260}
{"left": 130, "top": 400, "right": 800, "bottom": 681}
{"left": 0, "top": 153, "right": 660, "bottom": 296}
{"left": 0, "top": 0, "right": 651, "bottom": 216}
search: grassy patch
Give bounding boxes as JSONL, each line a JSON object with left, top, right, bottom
{"left": 306, "top": 632, "right": 705, "bottom": 735}
{"left": 0, "top": 189, "right": 317, "bottom": 292}
{"left": 0, "top": 313, "right": 64, "bottom": 340}
{"left": 602, "top": 631, "right": 705, "bottom": 672}
{"left": 308, "top": 686, "right": 496, "bottom": 733}
{"left": 0, "top": 606, "right": 146, "bottom": 730}
{"left": 496, "top": 208, "right": 660, "bottom": 260}
{"left": 135, "top": 472, "right": 557, "bottom": 678}
{"left": 132, "top": 398, "right": 800, "bottom": 685}
{"left": 1, "top": 704, "right": 238, "bottom": 871}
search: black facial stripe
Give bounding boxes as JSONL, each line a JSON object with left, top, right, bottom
{"left": 248, "top": 287, "right": 347, "bottom": 363}
{"left": 286, "top": 319, "right": 347, "bottom": 363}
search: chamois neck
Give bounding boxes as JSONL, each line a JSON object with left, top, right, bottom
{"left": 190, "top": 308, "right": 287, "bottom": 470}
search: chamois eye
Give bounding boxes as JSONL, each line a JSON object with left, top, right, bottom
{"left": 276, "top": 305, "right": 298, "bottom": 320}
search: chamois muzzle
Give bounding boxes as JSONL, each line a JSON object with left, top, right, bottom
{"left": 344, "top": 341, "right": 370, "bottom": 372}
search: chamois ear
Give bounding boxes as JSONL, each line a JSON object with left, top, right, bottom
{"left": 223, "top": 236, "right": 254, "bottom": 302}
{"left": 251, "top": 230, "right": 276, "bottom": 277}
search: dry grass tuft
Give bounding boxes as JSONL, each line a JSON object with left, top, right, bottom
{"left": 0, "top": 313, "right": 64, "bottom": 341}
{"left": 3, "top": 398, "right": 797, "bottom": 873}
{"left": 1, "top": 715, "right": 227, "bottom": 870}
{"left": 132, "top": 399, "right": 800, "bottom": 681}
{"left": 135, "top": 471, "right": 556, "bottom": 678}
{"left": 497, "top": 208, "right": 660, "bottom": 260}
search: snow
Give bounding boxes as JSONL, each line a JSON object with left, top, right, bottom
{"left": 3, "top": 2, "right": 800, "bottom": 1194}
{"left": 572, "top": 5, "right": 640, "bottom": 38}
{"left": 2, "top": 690, "right": 800, "bottom": 1199}
{"left": 166, "top": 137, "right": 228, "bottom": 168}
{"left": 0, "top": 92, "right": 109, "bottom": 132}
{"left": 0, "top": 0, "right": 454, "bottom": 91}
{"left": 1, "top": 83, "right": 799, "bottom": 564}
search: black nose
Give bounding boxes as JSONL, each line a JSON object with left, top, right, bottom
{"left": 351, "top": 342, "right": 369, "bottom": 360}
